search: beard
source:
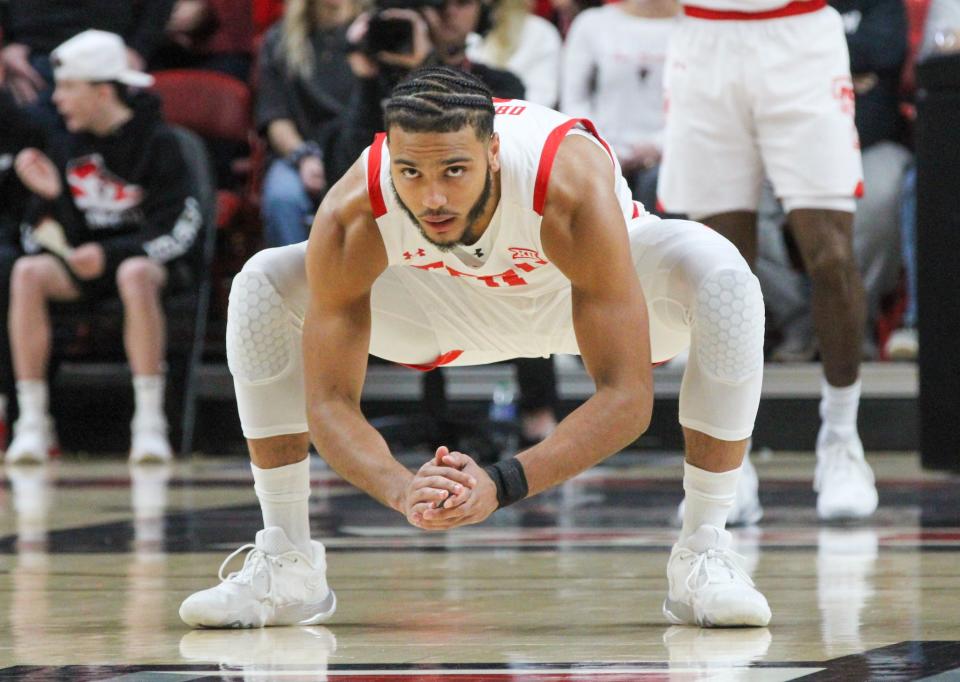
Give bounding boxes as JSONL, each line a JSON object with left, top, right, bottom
{"left": 391, "top": 166, "right": 494, "bottom": 253}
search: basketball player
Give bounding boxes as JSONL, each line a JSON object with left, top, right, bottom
{"left": 180, "top": 68, "right": 771, "bottom": 629}
{"left": 658, "top": 0, "right": 878, "bottom": 520}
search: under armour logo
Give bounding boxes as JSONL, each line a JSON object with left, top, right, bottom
{"left": 403, "top": 248, "right": 427, "bottom": 260}
{"left": 474, "top": 248, "right": 484, "bottom": 258}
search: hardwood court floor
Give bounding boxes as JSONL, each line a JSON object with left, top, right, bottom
{"left": 1, "top": 451, "right": 960, "bottom": 680}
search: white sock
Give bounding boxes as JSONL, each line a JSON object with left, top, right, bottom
{"left": 680, "top": 461, "right": 740, "bottom": 542}
{"left": 132, "top": 375, "right": 166, "bottom": 427}
{"left": 251, "top": 457, "right": 313, "bottom": 556}
{"left": 820, "top": 377, "right": 860, "bottom": 439}
{"left": 16, "top": 380, "right": 48, "bottom": 424}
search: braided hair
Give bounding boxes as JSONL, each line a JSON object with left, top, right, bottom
{"left": 384, "top": 67, "right": 496, "bottom": 140}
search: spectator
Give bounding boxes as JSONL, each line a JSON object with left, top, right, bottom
{"left": 152, "top": 0, "right": 255, "bottom": 81}
{"left": 560, "top": 0, "right": 678, "bottom": 213}
{"left": 328, "top": 0, "right": 525, "bottom": 180}
{"left": 4, "top": 31, "right": 202, "bottom": 465}
{"left": 466, "top": 0, "right": 563, "bottom": 106}
{"left": 0, "top": 89, "right": 46, "bottom": 450}
{"left": 256, "top": 0, "right": 359, "bottom": 247}
{"left": 0, "top": 0, "right": 175, "bottom": 137}
{"left": 758, "top": 0, "right": 910, "bottom": 361}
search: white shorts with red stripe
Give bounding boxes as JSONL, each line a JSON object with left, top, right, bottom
{"left": 230, "top": 217, "right": 763, "bottom": 443}
{"left": 657, "top": 1, "right": 864, "bottom": 216}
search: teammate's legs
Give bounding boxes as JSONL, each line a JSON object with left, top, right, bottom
{"left": 631, "top": 218, "right": 770, "bottom": 627}
{"left": 697, "top": 211, "right": 759, "bottom": 268}
{"left": 752, "top": 7, "right": 875, "bottom": 520}
{"left": 787, "top": 208, "right": 877, "bottom": 519}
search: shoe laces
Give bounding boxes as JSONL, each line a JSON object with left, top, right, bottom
{"left": 218, "top": 544, "right": 299, "bottom": 601}
{"left": 815, "top": 440, "right": 874, "bottom": 491}
{"left": 679, "top": 545, "right": 755, "bottom": 596}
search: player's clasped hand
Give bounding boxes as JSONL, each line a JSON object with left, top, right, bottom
{"left": 407, "top": 448, "right": 499, "bottom": 531}
{"left": 404, "top": 445, "right": 475, "bottom": 529}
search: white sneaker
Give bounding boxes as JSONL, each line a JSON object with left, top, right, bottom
{"left": 663, "top": 525, "right": 771, "bottom": 627}
{"left": 179, "top": 527, "right": 336, "bottom": 629}
{"left": 4, "top": 418, "right": 55, "bottom": 464}
{"left": 884, "top": 327, "right": 918, "bottom": 361}
{"left": 677, "top": 453, "right": 763, "bottom": 528}
{"left": 814, "top": 428, "right": 878, "bottom": 521}
{"left": 130, "top": 418, "right": 173, "bottom": 463}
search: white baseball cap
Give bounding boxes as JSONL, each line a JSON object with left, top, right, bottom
{"left": 51, "top": 30, "right": 155, "bottom": 87}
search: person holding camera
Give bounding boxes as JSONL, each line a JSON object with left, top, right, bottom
{"left": 256, "top": 0, "right": 359, "bottom": 247}
{"left": 327, "top": 0, "right": 525, "bottom": 183}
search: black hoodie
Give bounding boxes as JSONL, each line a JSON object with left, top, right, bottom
{"left": 28, "top": 93, "right": 202, "bottom": 275}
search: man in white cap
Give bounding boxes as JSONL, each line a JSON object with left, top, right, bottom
{"left": 3, "top": 30, "right": 202, "bottom": 464}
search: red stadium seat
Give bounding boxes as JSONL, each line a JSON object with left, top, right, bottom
{"left": 149, "top": 69, "right": 266, "bottom": 322}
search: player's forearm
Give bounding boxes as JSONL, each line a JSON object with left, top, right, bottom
{"left": 308, "top": 399, "right": 413, "bottom": 512}
{"left": 516, "top": 386, "right": 651, "bottom": 497}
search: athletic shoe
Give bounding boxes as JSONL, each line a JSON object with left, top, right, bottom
{"left": 884, "top": 327, "right": 918, "bottom": 361}
{"left": 814, "top": 428, "right": 878, "bottom": 521}
{"left": 130, "top": 418, "right": 173, "bottom": 463}
{"left": 179, "top": 625, "right": 337, "bottom": 673}
{"left": 676, "top": 452, "right": 763, "bottom": 528}
{"left": 663, "top": 525, "right": 771, "bottom": 627}
{"left": 179, "top": 527, "right": 336, "bottom": 628}
{"left": 4, "top": 418, "right": 56, "bottom": 464}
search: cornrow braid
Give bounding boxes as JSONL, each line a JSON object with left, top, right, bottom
{"left": 384, "top": 66, "right": 496, "bottom": 140}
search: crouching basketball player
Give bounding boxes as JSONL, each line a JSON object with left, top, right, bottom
{"left": 179, "top": 67, "right": 771, "bottom": 629}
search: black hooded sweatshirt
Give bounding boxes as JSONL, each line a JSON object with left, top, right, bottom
{"left": 27, "top": 93, "right": 202, "bottom": 275}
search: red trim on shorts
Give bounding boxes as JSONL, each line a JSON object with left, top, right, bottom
{"left": 397, "top": 350, "right": 464, "bottom": 372}
{"left": 368, "top": 133, "right": 387, "bottom": 219}
{"left": 683, "top": 0, "right": 825, "bottom": 20}
{"left": 655, "top": 198, "right": 666, "bottom": 214}
{"left": 533, "top": 118, "right": 614, "bottom": 216}
{"left": 854, "top": 180, "right": 865, "bottom": 198}
{"left": 632, "top": 202, "right": 641, "bottom": 219}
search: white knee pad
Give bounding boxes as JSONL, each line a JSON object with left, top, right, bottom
{"left": 227, "top": 269, "right": 294, "bottom": 384}
{"left": 693, "top": 268, "right": 765, "bottom": 385}
{"left": 227, "top": 246, "right": 310, "bottom": 439}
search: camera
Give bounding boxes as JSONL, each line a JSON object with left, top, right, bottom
{"left": 363, "top": 0, "right": 444, "bottom": 55}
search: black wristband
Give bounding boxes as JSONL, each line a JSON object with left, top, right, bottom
{"left": 483, "top": 458, "right": 528, "bottom": 509}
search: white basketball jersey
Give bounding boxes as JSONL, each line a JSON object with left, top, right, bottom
{"left": 363, "top": 99, "right": 647, "bottom": 301}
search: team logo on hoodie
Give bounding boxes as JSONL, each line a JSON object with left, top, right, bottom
{"left": 67, "top": 154, "right": 144, "bottom": 229}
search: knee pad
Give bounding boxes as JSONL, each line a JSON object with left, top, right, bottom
{"left": 227, "top": 268, "right": 293, "bottom": 384}
{"left": 694, "top": 268, "right": 765, "bottom": 385}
